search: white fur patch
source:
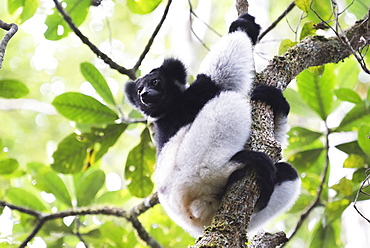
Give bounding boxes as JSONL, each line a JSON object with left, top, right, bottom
{"left": 198, "top": 31, "right": 255, "bottom": 95}
{"left": 248, "top": 178, "right": 301, "bottom": 234}
{"left": 155, "top": 92, "right": 252, "bottom": 237}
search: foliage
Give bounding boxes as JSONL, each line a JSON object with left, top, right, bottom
{"left": 0, "top": 0, "right": 369, "bottom": 247}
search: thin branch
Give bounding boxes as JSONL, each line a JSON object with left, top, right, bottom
{"left": 52, "top": 0, "right": 137, "bottom": 80}
{"left": 353, "top": 168, "right": 370, "bottom": 223}
{"left": 127, "top": 214, "right": 163, "bottom": 248}
{"left": 75, "top": 218, "right": 89, "bottom": 248}
{"left": 286, "top": 125, "right": 331, "bottom": 243}
{"left": 0, "top": 20, "right": 18, "bottom": 69}
{"left": 187, "top": 0, "right": 222, "bottom": 51}
{"left": 258, "top": 1, "right": 296, "bottom": 41}
{"left": 255, "top": 12, "right": 370, "bottom": 90}
{"left": 188, "top": 0, "right": 222, "bottom": 37}
{"left": 310, "top": 1, "right": 370, "bottom": 74}
{"left": 0, "top": 200, "right": 162, "bottom": 248}
{"left": 20, "top": 220, "right": 46, "bottom": 248}
{"left": 236, "top": 0, "right": 249, "bottom": 16}
{"left": 0, "top": 200, "right": 41, "bottom": 218}
{"left": 133, "top": 0, "right": 173, "bottom": 71}
{"left": 130, "top": 192, "right": 159, "bottom": 217}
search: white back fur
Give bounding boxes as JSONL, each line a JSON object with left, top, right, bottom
{"left": 248, "top": 178, "right": 301, "bottom": 234}
{"left": 198, "top": 31, "right": 255, "bottom": 95}
{"left": 155, "top": 92, "right": 252, "bottom": 237}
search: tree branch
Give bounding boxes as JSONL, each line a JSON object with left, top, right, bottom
{"left": 0, "top": 20, "right": 18, "bottom": 69}
{"left": 52, "top": 0, "right": 137, "bottom": 80}
{"left": 0, "top": 194, "right": 162, "bottom": 248}
{"left": 193, "top": 5, "right": 370, "bottom": 248}
{"left": 258, "top": 1, "right": 296, "bottom": 41}
{"left": 133, "top": 0, "right": 173, "bottom": 71}
{"left": 255, "top": 12, "right": 370, "bottom": 90}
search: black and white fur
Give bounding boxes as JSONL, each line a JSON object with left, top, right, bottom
{"left": 125, "top": 14, "right": 300, "bottom": 237}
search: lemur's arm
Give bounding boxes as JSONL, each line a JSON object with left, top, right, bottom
{"left": 198, "top": 14, "right": 260, "bottom": 95}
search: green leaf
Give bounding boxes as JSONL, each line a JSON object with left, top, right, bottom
{"left": 127, "top": 0, "right": 162, "bottom": 14}
{"left": 310, "top": 220, "right": 341, "bottom": 248}
{"left": 284, "top": 88, "right": 317, "bottom": 117}
{"left": 331, "top": 178, "right": 353, "bottom": 197}
{"left": 358, "top": 125, "right": 370, "bottom": 155}
{"left": 52, "top": 124, "right": 126, "bottom": 174}
{"left": 6, "top": 188, "right": 47, "bottom": 211}
{"left": 353, "top": 168, "right": 368, "bottom": 183}
{"left": 95, "top": 190, "right": 131, "bottom": 205}
{"left": 0, "top": 158, "right": 19, "bottom": 174}
{"left": 8, "top": 0, "right": 38, "bottom": 23}
{"left": 307, "top": 0, "right": 332, "bottom": 24}
{"left": 288, "top": 148, "right": 324, "bottom": 172}
{"left": 35, "top": 171, "right": 72, "bottom": 207}
{"left": 335, "top": 141, "right": 367, "bottom": 156}
{"left": 288, "top": 127, "right": 323, "bottom": 150}
{"left": 44, "top": 14, "right": 69, "bottom": 40}
{"left": 346, "top": 0, "right": 370, "bottom": 19}
{"left": 300, "top": 21, "right": 316, "bottom": 40}
{"left": 44, "top": 0, "right": 91, "bottom": 40}
{"left": 91, "top": 124, "right": 127, "bottom": 161}
{"left": 80, "top": 63, "right": 116, "bottom": 106}
{"left": 125, "top": 128, "right": 155, "bottom": 198}
{"left": 76, "top": 169, "right": 105, "bottom": 206}
{"left": 297, "top": 68, "right": 335, "bottom": 120}
{"left": 336, "top": 60, "right": 360, "bottom": 89}
{"left": 325, "top": 199, "right": 350, "bottom": 223}
{"left": 0, "top": 80, "right": 29, "bottom": 99}
{"left": 335, "top": 103, "right": 370, "bottom": 131}
{"left": 278, "top": 39, "right": 298, "bottom": 55}
{"left": 334, "top": 89, "right": 362, "bottom": 104}
{"left": 52, "top": 92, "right": 118, "bottom": 124}
{"left": 294, "top": 0, "right": 311, "bottom": 12}
{"left": 52, "top": 133, "right": 91, "bottom": 174}
{"left": 343, "top": 154, "right": 365, "bottom": 169}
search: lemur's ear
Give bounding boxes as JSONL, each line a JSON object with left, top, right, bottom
{"left": 159, "top": 58, "right": 187, "bottom": 85}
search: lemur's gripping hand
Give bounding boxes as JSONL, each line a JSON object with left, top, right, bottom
{"left": 228, "top": 150, "right": 277, "bottom": 211}
{"left": 251, "top": 85, "right": 290, "bottom": 119}
{"left": 229, "top": 13, "right": 261, "bottom": 45}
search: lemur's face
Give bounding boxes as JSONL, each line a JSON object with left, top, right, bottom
{"left": 128, "top": 68, "right": 182, "bottom": 118}
{"left": 136, "top": 69, "right": 164, "bottom": 108}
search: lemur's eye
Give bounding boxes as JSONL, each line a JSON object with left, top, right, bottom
{"left": 151, "top": 79, "right": 161, "bottom": 86}
{"left": 137, "top": 86, "right": 144, "bottom": 94}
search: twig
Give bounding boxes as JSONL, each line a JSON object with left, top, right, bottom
{"left": 353, "top": 168, "right": 370, "bottom": 223}
{"left": 188, "top": 0, "right": 221, "bottom": 37}
{"left": 187, "top": 0, "right": 222, "bottom": 51}
{"left": 310, "top": 1, "right": 369, "bottom": 74}
{"left": 0, "top": 20, "right": 18, "bottom": 69}
{"left": 0, "top": 200, "right": 162, "bottom": 248}
{"left": 130, "top": 192, "right": 159, "bottom": 216}
{"left": 75, "top": 218, "right": 89, "bottom": 248}
{"left": 127, "top": 214, "right": 163, "bottom": 248}
{"left": 286, "top": 125, "right": 331, "bottom": 243}
{"left": 133, "top": 0, "right": 173, "bottom": 71}
{"left": 255, "top": 13, "right": 370, "bottom": 90}
{"left": 52, "top": 0, "right": 137, "bottom": 80}
{"left": 258, "top": 1, "right": 296, "bottom": 41}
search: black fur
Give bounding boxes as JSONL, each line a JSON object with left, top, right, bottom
{"left": 251, "top": 85, "right": 290, "bottom": 118}
{"left": 229, "top": 13, "right": 261, "bottom": 45}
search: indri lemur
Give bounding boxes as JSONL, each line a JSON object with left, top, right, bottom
{"left": 125, "top": 13, "right": 300, "bottom": 237}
